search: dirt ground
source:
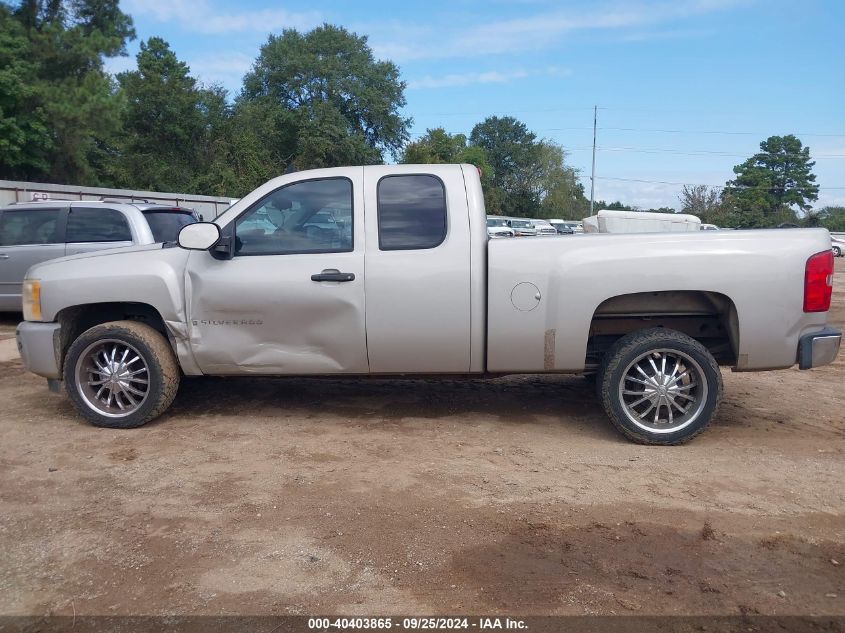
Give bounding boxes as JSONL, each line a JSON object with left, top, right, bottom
{"left": 0, "top": 259, "right": 842, "bottom": 619}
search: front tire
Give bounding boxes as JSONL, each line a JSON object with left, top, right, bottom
{"left": 598, "top": 328, "right": 722, "bottom": 445}
{"left": 63, "top": 320, "right": 180, "bottom": 428}
{"left": 833, "top": 246, "right": 842, "bottom": 257}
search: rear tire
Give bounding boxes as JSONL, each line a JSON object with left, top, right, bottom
{"left": 63, "top": 320, "right": 180, "bottom": 428}
{"left": 834, "top": 246, "right": 842, "bottom": 257}
{"left": 598, "top": 328, "right": 722, "bottom": 445}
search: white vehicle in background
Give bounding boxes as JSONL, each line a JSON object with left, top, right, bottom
{"left": 832, "top": 235, "right": 844, "bottom": 257}
{"left": 701, "top": 223, "right": 720, "bottom": 231}
{"left": 506, "top": 218, "right": 537, "bottom": 236}
{"left": 529, "top": 219, "right": 558, "bottom": 236}
{"left": 583, "top": 210, "right": 701, "bottom": 234}
{"left": 486, "top": 216, "right": 515, "bottom": 238}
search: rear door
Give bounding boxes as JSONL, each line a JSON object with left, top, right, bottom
{"left": 65, "top": 206, "right": 134, "bottom": 256}
{"left": 363, "top": 166, "right": 473, "bottom": 373}
{"left": 0, "top": 207, "right": 66, "bottom": 311}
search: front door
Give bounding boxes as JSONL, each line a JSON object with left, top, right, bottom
{"left": 185, "top": 169, "right": 368, "bottom": 375}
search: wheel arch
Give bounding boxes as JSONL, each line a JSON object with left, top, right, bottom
{"left": 56, "top": 302, "right": 175, "bottom": 372}
{"left": 585, "top": 290, "right": 740, "bottom": 369}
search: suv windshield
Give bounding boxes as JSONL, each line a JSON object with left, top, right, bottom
{"left": 510, "top": 220, "right": 530, "bottom": 228}
{"left": 142, "top": 209, "right": 197, "bottom": 242}
{"left": 487, "top": 218, "right": 508, "bottom": 227}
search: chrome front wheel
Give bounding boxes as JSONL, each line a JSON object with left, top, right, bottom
{"left": 64, "top": 321, "right": 180, "bottom": 428}
{"left": 75, "top": 339, "right": 150, "bottom": 417}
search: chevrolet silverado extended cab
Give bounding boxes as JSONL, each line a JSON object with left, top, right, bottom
{"left": 16, "top": 164, "right": 841, "bottom": 444}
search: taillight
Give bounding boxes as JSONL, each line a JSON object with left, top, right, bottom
{"left": 804, "top": 250, "right": 834, "bottom": 312}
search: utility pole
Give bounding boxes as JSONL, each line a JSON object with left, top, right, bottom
{"left": 590, "top": 105, "right": 597, "bottom": 215}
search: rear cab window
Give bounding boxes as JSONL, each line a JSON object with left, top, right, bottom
{"left": 0, "top": 208, "right": 62, "bottom": 246}
{"left": 142, "top": 208, "right": 197, "bottom": 243}
{"left": 377, "top": 175, "right": 447, "bottom": 250}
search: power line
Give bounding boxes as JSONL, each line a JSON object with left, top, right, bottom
{"left": 565, "top": 146, "right": 845, "bottom": 159}
{"left": 546, "top": 126, "right": 845, "bottom": 138}
{"left": 595, "top": 176, "right": 845, "bottom": 190}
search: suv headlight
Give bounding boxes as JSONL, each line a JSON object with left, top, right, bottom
{"left": 22, "top": 279, "right": 42, "bottom": 321}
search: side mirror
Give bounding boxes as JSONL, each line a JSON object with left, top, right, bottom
{"left": 178, "top": 222, "right": 221, "bottom": 250}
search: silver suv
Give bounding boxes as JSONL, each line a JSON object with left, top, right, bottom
{"left": 0, "top": 201, "right": 198, "bottom": 311}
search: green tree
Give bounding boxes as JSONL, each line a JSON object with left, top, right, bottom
{"left": 723, "top": 135, "right": 819, "bottom": 226}
{"left": 593, "top": 200, "right": 633, "bottom": 211}
{"left": 114, "top": 37, "right": 210, "bottom": 191}
{"left": 533, "top": 143, "right": 588, "bottom": 220}
{"left": 469, "top": 116, "right": 539, "bottom": 215}
{"left": 803, "top": 206, "right": 845, "bottom": 232}
{"left": 0, "top": 5, "right": 51, "bottom": 177}
{"left": 1, "top": 0, "right": 135, "bottom": 184}
{"left": 402, "top": 128, "right": 468, "bottom": 164}
{"left": 241, "top": 24, "right": 410, "bottom": 170}
{"left": 679, "top": 184, "right": 720, "bottom": 217}
{"left": 465, "top": 116, "right": 589, "bottom": 217}
{"left": 400, "top": 128, "right": 496, "bottom": 206}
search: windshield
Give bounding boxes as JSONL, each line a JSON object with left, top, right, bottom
{"left": 511, "top": 220, "right": 530, "bottom": 228}
{"left": 142, "top": 210, "right": 197, "bottom": 242}
{"left": 487, "top": 218, "right": 508, "bottom": 227}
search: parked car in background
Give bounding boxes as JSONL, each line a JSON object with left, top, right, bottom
{"left": 700, "top": 223, "right": 720, "bottom": 231}
{"left": 529, "top": 219, "right": 558, "bottom": 236}
{"left": 506, "top": 218, "right": 537, "bottom": 236}
{"left": 0, "top": 201, "right": 198, "bottom": 311}
{"left": 556, "top": 220, "right": 584, "bottom": 234}
{"left": 548, "top": 219, "right": 574, "bottom": 234}
{"left": 832, "top": 235, "right": 844, "bottom": 257}
{"left": 486, "top": 217, "right": 515, "bottom": 238}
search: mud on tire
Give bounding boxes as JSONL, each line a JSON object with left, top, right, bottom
{"left": 63, "top": 320, "right": 180, "bottom": 428}
{"left": 598, "top": 328, "right": 722, "bottom": 445}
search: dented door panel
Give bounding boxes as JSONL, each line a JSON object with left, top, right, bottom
{"left": 185, "top": 251, "right": 367, "bottom": 374}
{"left": 185, "top": 168, "right": 368, "bottom": 375}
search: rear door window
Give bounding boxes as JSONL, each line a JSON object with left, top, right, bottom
{"left": 377, "top": 175, "right": 447, "bottom": 250}
{"left": 67, "top": 208, "right": 132, "bottom": 243}
{"left": 142, "top": 209, "right": 197, "bottom": 242}
{"left": 0, "top": 208, "right": 62, "bottom": 246}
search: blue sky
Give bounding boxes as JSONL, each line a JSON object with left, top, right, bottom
{"left": 109, "top": 0, "right": 845, "bottom": 210}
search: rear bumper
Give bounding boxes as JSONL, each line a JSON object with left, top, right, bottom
{"left": 798, "top": 326, "right": 841, "bottom": 369}
{"left": 16, "top": 321, "right": 62, "bottom": 379}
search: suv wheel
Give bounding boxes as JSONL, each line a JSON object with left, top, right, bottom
{"left": 833, "top": 246, "right": 842, "bottom": 257}
{"left": 64, "top": 320, "right": 180, "bottom": 428}
{"left": 598, "top": 328, "right": 722, "bottom": 445}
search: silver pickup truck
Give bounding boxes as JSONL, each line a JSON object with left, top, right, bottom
{"left": 15, "top": 164, "right": 841, "bottom": 444}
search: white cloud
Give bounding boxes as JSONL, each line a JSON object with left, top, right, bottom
{"left": 123, "top": 0, "right": 321, "bottom": 34}
{"left": 188, "top": 52, "right": 255, "bottom": 88}
{"left": 367, "top": 0, "right": 746, "bottom": 62}
{"left": 409, "top": 70, "right": 528, "bottom": 90}
{"left": 408, "top": 66, "right": 572, "bottom": 90}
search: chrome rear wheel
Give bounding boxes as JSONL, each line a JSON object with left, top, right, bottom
{"left": 598, "top": 328, "right": 722, "bottom": 445}
{"left": 619, "top": 349, "right": 707, "bottom": 434}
